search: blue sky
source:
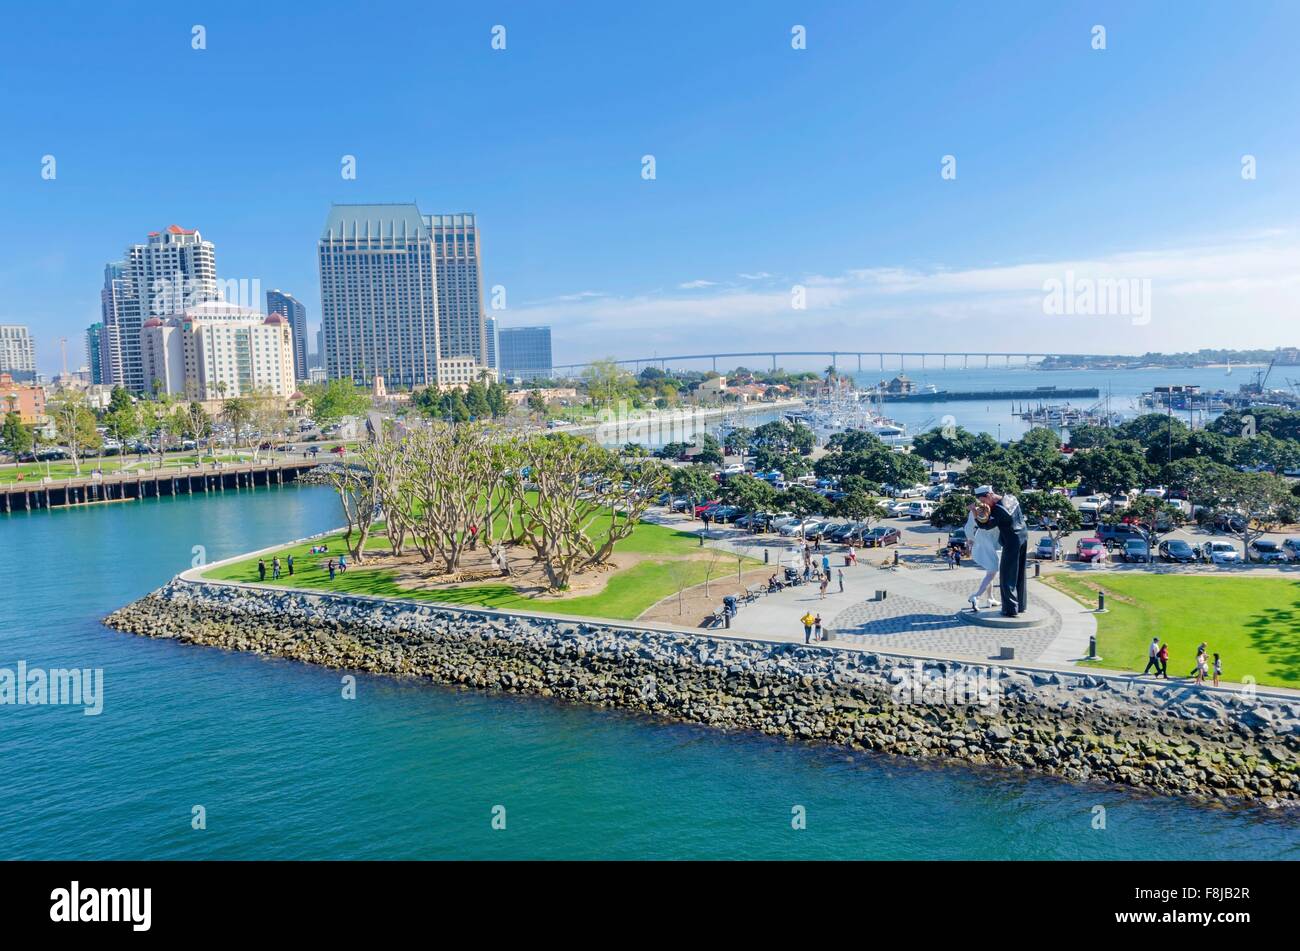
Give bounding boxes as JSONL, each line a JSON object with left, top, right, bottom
{"left": 2, "top": 1, "right": 1299, "bottom": 375}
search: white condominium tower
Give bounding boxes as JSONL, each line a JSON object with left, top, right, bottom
{"left": 0, "top": 325, "right": 37, "bottom": 381}
{"left": 140, "top": 301, "right": 296, "bottom": 401}
{"left": 104, "top": 225, "right": 219, "bottom": 393}
{"left": 318, "top": 203, "right": 489, "bottom": 389}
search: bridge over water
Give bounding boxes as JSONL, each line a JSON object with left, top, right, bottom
{"left": 550, "top": 351, "right": 1082, "bottom": 376}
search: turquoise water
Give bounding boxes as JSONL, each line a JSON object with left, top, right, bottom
{"left": 1, "top": 485, "right": 1296, "bottom": 859}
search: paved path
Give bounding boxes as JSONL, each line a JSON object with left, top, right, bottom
{"left": 649, "top": 513, "right": 1096, "bottom": 664}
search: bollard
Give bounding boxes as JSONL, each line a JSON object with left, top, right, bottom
{"left": 1088, "top": 634, "right": 1098, "bottom": 659}
{"left": 893, "top": 550, "right": 899, "bottom": 565}
{"left": 1098, "top": 592, "right": 1106, "bottom": 612}
{"left": 724, "top": 612, "right": 731, "bottom": 629}
{"left": 1034, "top": 561, "right": 1041, "bottom": 578}
{"left": 699, "top": 533, "right": 704, "bottom": 547}
{"left": 764, "top": 549, "right": 769, "bottom": 564}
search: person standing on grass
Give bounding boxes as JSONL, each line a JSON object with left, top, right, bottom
{"left": 272, "top": 557, "right": 281, "bottom": 580}
{"left": 258, "top": 559, "right": 266, "bottom": 582}
{"left": 286, "top": 554, "right": 294, "bottom": 577}
{"left": 1212, "top": 653, "right": 1222, "bottom": 687}
{"left": 1142, "top": 637, "right": 1161, "bottom": 675}
{"left": 1157, "top": 642, "right": 1170, "bottom": 678}
{"left": 801, "top": 612, "right": 816, "bottom": 644}
{"left": 327, "top": 559, "right": 336, "bottom": 581}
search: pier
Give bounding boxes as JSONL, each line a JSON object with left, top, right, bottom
{"left": 0, "top": 457, "right": 322, "bottom": 513}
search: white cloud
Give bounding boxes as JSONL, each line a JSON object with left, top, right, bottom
{"left": 514, "top": 232, "right": 1300, "bottom": 363}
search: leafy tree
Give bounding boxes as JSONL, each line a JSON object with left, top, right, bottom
{"left": 48, "top": 390, "right": 101, "bottom": 476}
{"left": 1, "top": 411, "right": 33, "bottom": 461}
{"left": 720, "top": 473, "right": 777, "bottom": 513}
{"left": 776, "top": 485, "right": 826, "bottom": 538}
{"left": 837, "top": 491, "right": 887, "bottom": 529}
{"left": 669, "top": 465, "right": 718, "bottom": 506}
{"left": 930, "top": 492, "right": 976, "bottom": 528}
{"left": 911, "top": 425, "right": 977, "bottom": 469}
{"left": 1021, "top": 490, "right": 1083, "bottom": 550}
{"left": 1216, "top": 472, "right": 1294, "bottom": 559}
{"left": 1068, "top": 444, "right": 1149, "bottom": 496}
{"left": 303, "top": 379, "right": 370, "bottom": 424}
{"left": 526, "top": 389, "right": 547, "bottom": 415}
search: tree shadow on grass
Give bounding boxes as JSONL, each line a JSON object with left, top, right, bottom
{"left": 1243, "top": 599, "right": 1300, "bottom": 686}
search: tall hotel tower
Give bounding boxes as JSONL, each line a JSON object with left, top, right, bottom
{"left": 103, "top": 226, "right": 219, "bottom": 392}
{"left": 319, "top": 204, "right": 439, "bottom": 388}
{"left": 265, "top": 289, "right": 309, "bottom": 381}
{"left": 319, "top": 204, "right": 490, "bottom": 389}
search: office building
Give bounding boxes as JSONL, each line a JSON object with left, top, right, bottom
{"left": 140, "top": 301, "right": 295, "bottom": 401}
{"left": 265, "top": 289, "right": 309, "bottom": 381}
{"left": 1, "top": 372, "right": 45, "bottom": 424}
{"left": 485, "top": 316, "right": 498, "bottom": 371}
{"left": 428, "top": 213, "right": 488, "bottom": 365}
{"left": 498, "top": 325, "right": 552, "bottom": 381}
{"left": 0, "top": 325, "right": 36, "bottom": 382}
{"left": 85, "top": 322, "right": 105, "bottom": 385}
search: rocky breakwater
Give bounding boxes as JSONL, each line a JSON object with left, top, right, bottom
{"left": 105, "top": 581, "right": 1300, "bottom": 807}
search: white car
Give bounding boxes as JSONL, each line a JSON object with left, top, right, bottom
{"left": 1142, "top": 486, "right": 1167, "bottom": 498}
{"left": 1283, "top": 538, "right": 1300, "bottom": 561}
{"left": 779, "top": 517, "right": 823, "bottom": 537}
{"left": 722, "top": 463, "right": 744, "bottom": 475}
{"left": 904, "top": 500, "right": 936, "bottom": 520}
{"left": 882, "top": 483, "right": 924, "bottom": 499}
{"left": 769, "top": 514, "right": 801, "bottom": 531}
{"left": 888, "top": 500, "right": 913, "bottom": 516}
{"left": 1202, "top": 541, "right": 1242, "bottom": 565}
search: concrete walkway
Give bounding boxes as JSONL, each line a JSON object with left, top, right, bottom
{"left": 651, "top": 513, "right": 1096, "bottom": 665}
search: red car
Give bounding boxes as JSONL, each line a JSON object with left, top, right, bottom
{"left": 1076, "top": 537, "right": 1106, "bottom": 563}
{"left": 694, "top": 499, "right": 721, "bottom": 518}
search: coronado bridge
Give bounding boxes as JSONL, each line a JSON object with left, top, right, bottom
{"left": 548, "top": 351, "right": 1081, "bottom": 376}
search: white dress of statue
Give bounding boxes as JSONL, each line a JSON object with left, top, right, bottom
{"left": 964, "top": 510, "right": 1002, "bottom": 611}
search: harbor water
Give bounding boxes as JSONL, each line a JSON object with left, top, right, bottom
{"left": 1, "top": 484, "right": 1296, "bottom": 858}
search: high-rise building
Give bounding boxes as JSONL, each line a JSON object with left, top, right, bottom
{"left": 104, "top": 226, "right": 219, "bottom": 392}
{"left": 0, "top": 325, "right": 36, "bottom": 382}
{"left": 85, "top": 322, "right": 105, "bottom": 385}
{"left": 318, "top": 203, "right": 492, "bottom": 389}
{"left": 265, "top": 289, "right": 309, "bottom": 381}
{"left": 485, "top": 316, "right": 498, "bottom": 371}
{"left": 498, "top": 326, "right": 552, "bottom": 381}
{"left": 313, "top": 326, "right": 324, "bottom": 370}
{"left": 319, "top": 204, "right": 440, "bottom": 388}
{"left": 428, "top": 213, "right": 488, "bottom": 365}
{"left": 140, "top": 301, "right": 295, "bottom": 401}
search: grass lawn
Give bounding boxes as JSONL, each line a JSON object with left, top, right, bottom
{"left": 1045, "top": 572, "right": 1300, "bottom": 688}
{"left": 0, "top": 453, "right": 251, "bottom": 484}
{"left": 201, "top": 520, "right": 752, "bottom": 621}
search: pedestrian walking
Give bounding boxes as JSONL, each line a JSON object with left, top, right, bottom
{"left": 801, "top": 612, "right": 816, "bottom": 645}
{"left": 1142, "top": 636, "right": 1161, "bottom": 675}
{"left": 1157, "top": 642, "right": 1169, "bottom": 678}
{"left": 338, "top": 554, "right": 347, "bottom": 574}
{"left": 286, "top": 554, "right": 294, "bottom": 576}
{"left": 837, "top": 568, "right": 844, "bottom": 593}
{"left": 1213, "top": 653, "right": 1222, "bottom": 687}
{"left": 327, "top": 559, "right": 336, "bottom": 581}
{"left": 1190, "top": 642, "right": 1207, "bottom": 678}
{"left": 814, "top": 613, "right": 823, "bottom": 641}
{"left": 819, "top": 576, "right": 828, "bottom": 599}
{"left": 272, "top": 557, "right": 281, "bottom": 580}
{"left": 848, "top": 545, "right": 857, "bottom": 566}
{"left": 821, "top": 554, "right": 830, "bottom": 576}
{"left": 257, "top": 559, "right": 266, "bottom": 582}
{"left": 1195, "top": 650, "right": 1209, "bottom": 686}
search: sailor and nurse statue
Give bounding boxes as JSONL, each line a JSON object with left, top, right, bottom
{"left": 962, "top": 485, "right": 1030, "bottom": 618}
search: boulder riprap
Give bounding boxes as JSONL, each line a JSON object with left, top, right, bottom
{"left": 104, "top": 580, "right": 1300, "bottom": 807}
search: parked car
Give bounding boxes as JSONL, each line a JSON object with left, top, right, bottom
{"left": 693, "top": 500, "right": 721, "bottom": 518}
{"left": 1121, "top": 539, "right": 1151, "bottom": 563}
{"left": 825, "top": 522, "right": 857, "bottom": 543}
{"left": 779, "top": 517, "right": 823, "bottom": 537}
{"left": 709, "top": 505, "right": 741, "bottom": 523}
{"left": 1202, "top": 541, "right": 1242, "bottom": 565}
{"left": 882, "top": 483, "right": 924, "bottom": 499}
{"left": 1157, "top": 539, "right": 1198, "bottom": 564}
{"left": 1034, "top": 536, "right": 1062, "bottom": 560}
{"left": 721, "top": 463, "right": 744, "bottom": 475}
{"left": 1076, "top": 538, "right": 1107, "bottom": 563}
{"left": 1283, "top": 538, "right": 1300, "bottom": 561}
{"left": 1249, "top": 539, "right": 1287, "bottom": 564}
{"left": 1096, "top": 523, "right": 1148, "bottom": 551}
{"left": 1212, "top": 512, "right": 1247, "bottom": 535}
{"left": 888, "top": 500, "right": 914, "bottom": 516}
{"left": 861, "top": 526, "right": 901, "bottom": 548}
{"left": 904, "top": 500, "right": 937, "bottom": 520}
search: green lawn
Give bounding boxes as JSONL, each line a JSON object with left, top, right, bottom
{"left": 1047, "top": 573, "right": 1300, "bottom": 688}
{"left": 201, "top": 520, "right": 747, "bottom": 621}
{"left": 0, "top": 453, "right": 251, "bottom": 484}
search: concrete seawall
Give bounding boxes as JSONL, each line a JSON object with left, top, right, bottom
{"left": 104, "top": 579, "right": 1299, "bottom": 807}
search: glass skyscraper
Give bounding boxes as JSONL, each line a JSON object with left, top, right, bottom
{"left": 265, "top": 289, "right": 309, "bottom": 382}
{"left": 498, "top": 326, "right": 552, "bottom": 381}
